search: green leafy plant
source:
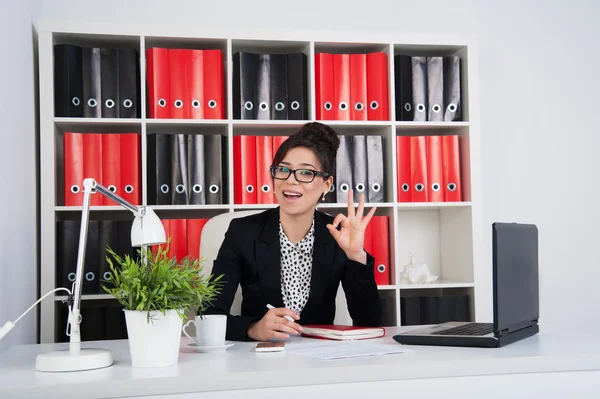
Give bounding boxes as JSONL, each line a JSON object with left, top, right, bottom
{"left": 101, "top": 239, "right": 224, "bottom": 323}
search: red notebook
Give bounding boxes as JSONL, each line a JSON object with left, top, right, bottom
{"left": 301, "top": 325, "right": 385, "bottom": 341}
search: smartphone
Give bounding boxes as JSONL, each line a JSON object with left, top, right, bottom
{"left": 255, "top": 342, "right": 285, "bottom": 352}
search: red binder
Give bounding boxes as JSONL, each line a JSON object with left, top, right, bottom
{"left": 396, "top": 135, "right": 411, "bottom": 202}
{"left": 410, "top": 136, "right": 428, "bottom": 202}
{"left": 349, "top": 53, "right": 367, "bottom": 120}
{"left": 333, "top": 53, "right": 350, "bottom": 120}
{"left": 151, "top": 219, "right": 170, "bottom": 255}
{"left": 426, "top": 135, "right": 444, "bottom": 202}
{"left": 146, "top": 47, "right": 170, "bottom": 118}
{"left": 188, "top": 50, "right": 204, "bottom": 119}
{"left": 233, "top": 135, "right": 257, "bottom": 204}
{"left": 169, "top": 218, "right": 187, "bottom": 262}
{"left": 120, "top": 133, "right": 140, "bottom": 205}
{"left": 363, "top": 217, "right": 374, "bottom": 257}
{"left": 371, "top": 216, "right": 390, "bottom": 285}
{"left": 100, "top": 133, "right": 120, "bottom": 206}
{"left": 272, "top": 135, "right": 288, "bottom": 155}
{"left": 186, "top": 218, "right": 209, "bottom": 261}
{"left": 203, "top": 50, "right": 224, "bottom": 119}
{"left": 442, "top": 135, "right": 462, "bottom": 202}
{"left": 63, "top": 132, "right": 84, "bottom": 206}
{"left": 83, "top": 134, "right": 103, "bottom": 206}
{"left": 366, "top": 52, "right": 389, "bottom": 121}
{"left": 256, "top": 135, "right": 274, "bottom": 204}
{"left": 168, "top": 49, "right": 190, "bottom": 119}
{"left": 315, "top": 53, "right": 334, "bottom": 120}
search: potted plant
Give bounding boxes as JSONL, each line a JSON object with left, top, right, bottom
{"left": 102, "top": 240, "right": 223, "bottom": 368}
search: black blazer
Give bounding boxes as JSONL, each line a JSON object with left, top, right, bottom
{"left": 204, "top": 207, "right": 382, "bottom": 341}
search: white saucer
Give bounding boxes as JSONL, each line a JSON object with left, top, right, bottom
{"left": 188, "top": 341, "right": 235, "bottom": 353}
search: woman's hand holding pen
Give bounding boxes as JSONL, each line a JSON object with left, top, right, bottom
{"left": 326, "top": 189, "right": 376, "bottom": 265}
{"left": 247, "top": 305, "right": 303, "bottom": 341}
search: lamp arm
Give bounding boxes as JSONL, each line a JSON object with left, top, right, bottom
{"left": 85, "top": 178, "right": 143, "bottom": 217}
{"left": 69, "top": 178, "right": 144, "bottom": 355}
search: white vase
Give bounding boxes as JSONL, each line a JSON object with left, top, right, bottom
{"left": 123, "top": 309, "right": 183, "bottom": 368}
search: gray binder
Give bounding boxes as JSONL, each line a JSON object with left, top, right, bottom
{"left": 204, "top": 135, "right": 224, "bottom": 204}
{"left": 336, "top": 135, "right": 353, "bottom": 203}
{"left": 256, "top": 54, "right": 271, "bottom": 120}
{"left": 411, "top": 57, "right": 428, "bottom": 122}
{"left": 351, "top": 135, "right": 368, "bottom": 201}
{"left": 366, "top": 135, "right": 384, "bottom": 202}
{"left": 427, "top": 57, "right": 444, "bottom": 122}
{"left": 171, "top": 134, "right": 189, "bottom": 205}
{"left": 187, "top": 134, "right": 205, "bottom": 205}
{"left": 443, "top": 56, "right": 461, "bottom": 121}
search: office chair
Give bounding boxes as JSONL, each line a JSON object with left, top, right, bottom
{"left": 198, "top": 210, "right": 352, "bottom": 324}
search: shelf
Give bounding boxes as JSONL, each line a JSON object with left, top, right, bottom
{"left": 396, "top": 202, "right": 471, "bottom": 211}
{"left": 146, "top": 119, "right": 228, "bottom": 135}
{"left": 376, "top": 285, "right": 397, "bottom": 291}
{"left": 55, "top": 206, "right": 131, "bottom": 212}
{"left": 317, "top": 202, "right": 395, "bottom": 209}
{"left": 398, "top": 281, "right": 475, "bottom": 289}
{"left": 39, "top": 23, "right": 482, "bottom": 343}
{"left": 150, "top": 204, "right": 230, "bottom": 211}
{"left": 232, "top": 204, "right": 279, "bottom": 210}
{"left": 54, "top": 117, "right": 142, "bottom": 133}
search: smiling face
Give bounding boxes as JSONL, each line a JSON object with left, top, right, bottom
{"left": 273, "top": 146, "right": 332, "bottom": 217}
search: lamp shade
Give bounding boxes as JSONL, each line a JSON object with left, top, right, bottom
{"left": 131, "top": 208, "right": 166, "bottom": 247}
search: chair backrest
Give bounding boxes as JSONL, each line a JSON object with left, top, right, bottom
{"left": 199, "top": 210, "right": 263, "bottom": 315}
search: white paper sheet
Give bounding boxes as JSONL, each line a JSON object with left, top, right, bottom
{"left": 285, "top": 340, "right": 412, "bottom": 360}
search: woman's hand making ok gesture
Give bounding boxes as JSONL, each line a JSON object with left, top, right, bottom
{"left": 326, "top": 189, "right": 376, "bottom": 264}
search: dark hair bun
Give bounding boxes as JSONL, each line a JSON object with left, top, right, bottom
{"left": 295, "top": 122, "right": 340, "bottom": 154}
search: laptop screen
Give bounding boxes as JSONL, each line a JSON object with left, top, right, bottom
{"left": 493, "top": 222, "right": 539, "bottom": 334}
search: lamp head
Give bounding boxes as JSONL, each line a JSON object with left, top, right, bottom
{"left": 131, "top": 207, "right": 166, "bottom": 247}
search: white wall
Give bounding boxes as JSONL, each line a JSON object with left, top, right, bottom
{"left": 2, "top": 0, "right": 597, "bottom": 352}
{"left": 0, "top": 0, "right": 40, "bottom": 355}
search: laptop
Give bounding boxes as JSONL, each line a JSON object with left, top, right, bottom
{"left": 392, "top": 222, "right": 539, "bottom": 348}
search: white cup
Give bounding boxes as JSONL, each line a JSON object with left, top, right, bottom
{"left": 183, "top": 314, "right": 227, "bottom": 347}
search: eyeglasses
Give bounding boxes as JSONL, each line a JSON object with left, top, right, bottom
{"left": 270, "top": 165, "right": 330, "bottom": 183}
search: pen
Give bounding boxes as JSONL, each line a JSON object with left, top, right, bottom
{"left": 266, "top": 304, "right": 295, "bottom": 322}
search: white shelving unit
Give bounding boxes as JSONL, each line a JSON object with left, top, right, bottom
{"left": 38, "top": 20, "right": 483, "bottom": 343}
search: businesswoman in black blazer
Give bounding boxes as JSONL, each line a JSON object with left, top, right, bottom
{"left": 205, "top": 122, "right": 382, "bottom": 341}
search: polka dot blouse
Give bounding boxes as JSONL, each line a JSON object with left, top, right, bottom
{"left": 279, "top": 219, "right": 315, "bottom": 315}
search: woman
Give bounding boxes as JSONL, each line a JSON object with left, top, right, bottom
{"left": 205, "top": 122, "right": 382, "bottom": 341}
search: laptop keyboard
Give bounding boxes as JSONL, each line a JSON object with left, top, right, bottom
{"left": 432, "top": 322, "right": 494, "bottom": 336}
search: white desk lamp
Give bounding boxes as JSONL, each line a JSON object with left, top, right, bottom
{"left": 0, "top": 178, "right": 166, "bottom": 372}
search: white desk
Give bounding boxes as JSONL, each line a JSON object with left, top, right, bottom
{"left": 1, "top": 327, "right": 599, "bottom": 398}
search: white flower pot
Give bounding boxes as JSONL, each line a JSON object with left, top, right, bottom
{"left": 123, "top": 309, "right": 183, "bottom": 368}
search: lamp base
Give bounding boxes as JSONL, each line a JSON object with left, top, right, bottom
{"left": 35, "top": 348, "right": 114, "bottom": 372}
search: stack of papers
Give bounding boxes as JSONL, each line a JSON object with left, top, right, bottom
{"left": 286, "top": 340, "right": 412, "bottom": 360}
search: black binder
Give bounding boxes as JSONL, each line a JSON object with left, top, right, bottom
{"left": 100, "top": 48, "right": 119, "bottom": 118}
{"left": 54, "top": 44, "right": 83, "bottom": 117}
{"left": 394, "top": 55, "right": 413, "bottom": 121}
{"left": 232, "top": 52, "right": 258, "bottom": 119}
{"left": 269, "top": 54, "right": 288, "bottom": 120}
{"left": 204, "top": 134, "right": 225, "bottom": 204}
{"left": 81, "top": 47, "right": 102, "bottom": 118}
{"left": 286, "top": 53, "right": 308, "bottom": 120}
{"left": 147, "top": 133, "right": 172, "bottom": 205}
{"left": 118, "top": 48, "right": 140, "bottom": 118}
